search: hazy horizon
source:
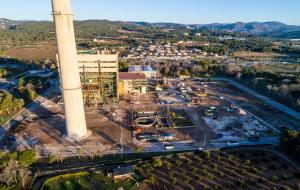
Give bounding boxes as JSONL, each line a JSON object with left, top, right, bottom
{"left": 1, "top": 17, "right": 300, "bottom": 27}
{"left": 0, "top": 0, "right": 300, "bottom": 25}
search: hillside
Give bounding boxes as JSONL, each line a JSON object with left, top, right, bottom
{"left": 191, "top": 22, "right": 300, "bottom": 38}
{"left": 1, "top": 19, "right": 300, "bottom": 46}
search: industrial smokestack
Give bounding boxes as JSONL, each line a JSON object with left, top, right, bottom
{"left": 51, "top": 0, "right": 88, "bottom": 140}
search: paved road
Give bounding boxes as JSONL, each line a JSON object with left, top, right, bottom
{"left": 213, "top": 78, "right": 300, "bottom": 121}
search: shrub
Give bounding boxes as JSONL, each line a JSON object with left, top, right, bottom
{"left": 164, "top": 161, "right": 172, "bottom": 169}
{"left": 212, "top": 163, "right": 218, "bottom": 170}
{"left": 260, "top": 166, "right": 267, "bottom": 172}
{"left": 218, "top": 172, "right": 224, "bottom": 177}
{"left": 271, "top": 176, "right": 279, "bottom": 182}
{"left": 202, "top": 151, "right": 211, "bottom": 159}
{"left": 202, "top": 166, "right": 208, "bottom": 172}
{"left": 229, "top": 170, "right": 235, "bottom": 175}
{"left": 244, "top": 160, "right": 251, "bottom": 166}
{"left": 228, "top": 155, "right": 234, "bottom": 160}
{"left": 234, "top": 161, "right": 240, "bottom": 167}
{"left": 198, "top": 159, "right": 204, "bottom": 164}
{"left": 151, "top": 157, "right": 163, "bottom": 168}
{"left": 206, "top": 174, "right": 214, "bottom": 180}
{"left": 192, "top": 167, "right": 198, "bottom": 174}
{"left": 171, "top": 177, "right": 177, "bottom": 185}
{"left": 184, "top": 176, "right": 190, "bottom": 184}
{"left": 241, "top": 169, "right": 247, "bottom": 175}
{"left": 187, "top": 160, "right": 193, "bottom": 165}
{"left": 249, "top": 167, "right": 259, "bottom": 174}
{"left": 147, "top": 174, "right": 157, "bottom": 184}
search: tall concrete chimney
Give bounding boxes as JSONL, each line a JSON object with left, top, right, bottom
{"left": 51, "top": 0, "right": 88, "bottom": 140}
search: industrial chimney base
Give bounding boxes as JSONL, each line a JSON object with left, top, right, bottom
{"left": 63, "top": 130, "right": 92, "bottom": 142}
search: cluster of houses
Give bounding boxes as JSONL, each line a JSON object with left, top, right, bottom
{"left": 126, "top": 41, "right": 212, "bottom": 59}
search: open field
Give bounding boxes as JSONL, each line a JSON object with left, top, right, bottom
{"left": 233, "top": 51, "right": 281, "bottom": 58}
{"left": 264, "top": 63, "right": 300, "bottom": 73}
{"left": 41, "top": 171, "right": 135, "bottom": 190}
{"left": 137, "top": 149, "right": 300, "bottom": 190}
{"left": 4, "top": 44, "right": 57, "bottom": 60}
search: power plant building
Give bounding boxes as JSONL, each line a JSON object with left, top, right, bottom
{"left": 57, "top": 51, "right": 119, "bottom": 106}
{"left": 78, "top": 52, "right": 119, "bottom": 105}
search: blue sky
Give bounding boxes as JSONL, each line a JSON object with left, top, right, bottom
{"left": 1, "top": 0, "right": 299, "bottom": 25}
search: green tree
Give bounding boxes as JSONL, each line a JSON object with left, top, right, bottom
{"left": 151, "top": 157, "right": 163, "bottom": 168}
{"left": 17, "top": 149, "right": 37, "bottom": 167}
{"left": 200, "top": 61, "right": 209, "bottom": 72}
{"left": 18, "top": 77, "right": 25, "bottom": 89}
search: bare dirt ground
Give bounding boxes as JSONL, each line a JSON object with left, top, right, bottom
{"left": 208, "top": 82, "right": 300, "bottom": 130}
{"left": 5, "top": 44, "right": 57, "bottom": 60}
{"left": 17, "top": 98, "right": 135, "bottom": 157}
{"left": 233, "top": 51, "right": 281, "bottom": 58}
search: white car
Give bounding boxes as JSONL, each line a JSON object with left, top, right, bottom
{"left": 227, "top": 141, "right": 239, "bottom": 146}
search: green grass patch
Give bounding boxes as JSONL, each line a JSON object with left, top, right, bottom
{"left": 0, "top": 109, "right": 21, "bottom": 125}
{"left": 41, "top": 172, "right": 136, "bottom": 190}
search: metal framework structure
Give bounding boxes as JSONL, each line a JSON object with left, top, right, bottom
{"left": 78, "top": 53, "right": 119, "bottom": 106}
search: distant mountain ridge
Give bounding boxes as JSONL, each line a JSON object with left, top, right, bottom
{"left": 0, "top": 18, "right": 29, "bottom": 29}
{"left": 190, "top": 21, "right": 300, "bottom": 35}
{"left": 1, "top": 18, "right": 300, "bottom": 39}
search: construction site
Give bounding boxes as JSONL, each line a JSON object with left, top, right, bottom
{"left": 2, "top": 72, "right": 289, "bottom": 157}
{"left": 0, "top": 0, "right": 294, "bottom": 156}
